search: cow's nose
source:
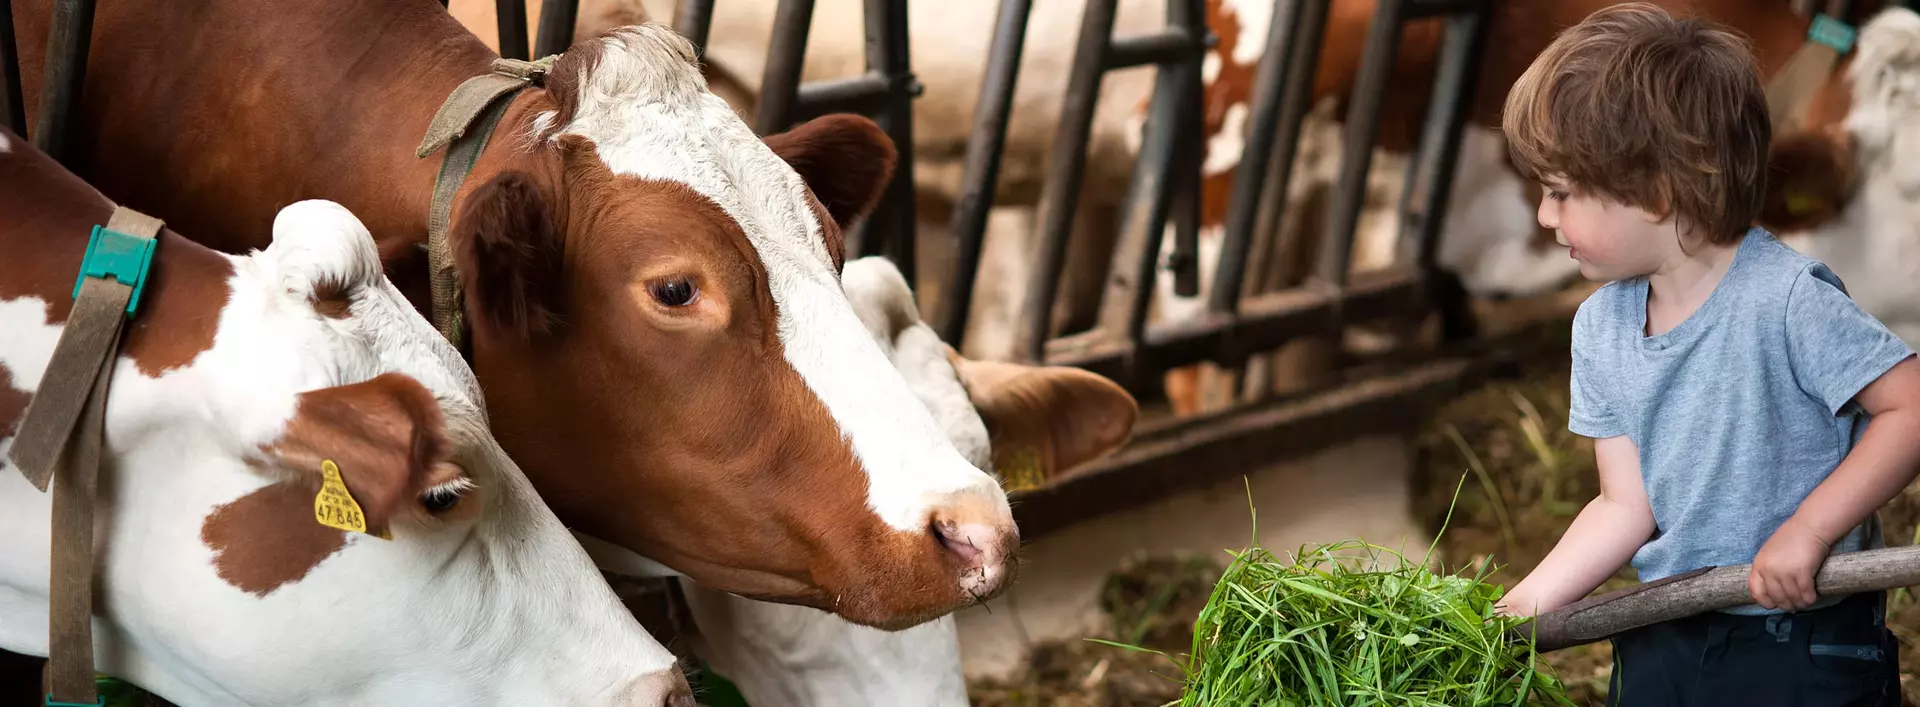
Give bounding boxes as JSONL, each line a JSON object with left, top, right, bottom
{"left": 624, "top": 669, "right": 695, "bottom": 707}
{"left": 931, "top": 495, "right": 1020, "bottom": 599}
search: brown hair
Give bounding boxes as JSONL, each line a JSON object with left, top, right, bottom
{"left": 1503, "top": 2, "right": 1771, "bottom": 244}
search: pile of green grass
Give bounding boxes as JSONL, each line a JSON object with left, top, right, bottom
{"left": 1094, "top": 479, "right": 1577, "bottom": 707}
{"left": 1170, "top": 538, "right": 1574, "bottom": 706}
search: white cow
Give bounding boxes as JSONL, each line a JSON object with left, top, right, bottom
{"left": 0, "top": 128, "right": 690, "bottom": 706}
{"left": 1776, "top": 8, "right": 1920, "bottom": 349}
{"left": 647, "top": 255, "right": 1140, "bottom": 707}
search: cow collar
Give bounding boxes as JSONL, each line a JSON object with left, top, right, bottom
{"left": 415, "top": 55, "right": 561, "bottom": 355}
{"left": 9, "top": 206, "right": 164, "bottom": 707}
{"left": 1766, "top": 13, "right": 1857, "bottom": 133}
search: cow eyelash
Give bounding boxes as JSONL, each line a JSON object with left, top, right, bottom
{"left": 420, "top": 476, "right": 476, "bottom": 514}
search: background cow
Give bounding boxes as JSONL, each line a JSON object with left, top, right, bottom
{"left": 0, "top": 127, "right": 691, "bottom": 706}
{"left": 10, "top": 0, "right": 1012, "bottom": 630}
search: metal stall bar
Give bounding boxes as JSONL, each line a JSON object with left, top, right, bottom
{"left": 1397, "top": 0, "right": 1492, "bottom": 341}
{"left": 1209, "top": 0, "right": 1323, "bottom": 315}
{"left": 1315, "top": 0, "right": 1409, "bottom": 289}
{"left": 754, "top": 0, "right": 816, "bottom": 135}
{"left": 1050, "top": 267, "right": 1423, "bottom": 384}
{"left": 1107, "top": 30, "right": 1196, "bottom": 68}
{"left": 675, "top": 0, "right": 716, "bottom": 60}
{"left": 1015, "top": 0, "right": 1120, "bottom": 363}
{"left": 1093, "top": 0, "right": 1208, "bottom": 383}
{"left": 0, "top": 0, "right": 23, "bottom": 135}
{"left": 845, "top": 0, "right": 918, "bottom": 275}
{"left": 32, "top": 0, "right": 98, "bottom": 165}
{"left": 1166, "top": 116, "right": 1202, "bottom": 298}
{"left": 496, "top": 0, "right": 530, "bottom": 60}
{"left": 752, "top": 0, "right": 921, "bottom": 280}
{"left": 534, "top": 0, "right": 579, "bottom": 58}
{"left": 933, "top": 0, "right": 1034, "bottom": 344}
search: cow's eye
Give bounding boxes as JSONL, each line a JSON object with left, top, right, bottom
{"left": 420, "top": 478, "right": 473, "bottom": 515}
{"left": 650, "top": 277, "right": 699, "bottom": 307}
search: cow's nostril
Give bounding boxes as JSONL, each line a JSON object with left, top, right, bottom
{"left": 933, "top": 519, "right": 985, "bottom": 564}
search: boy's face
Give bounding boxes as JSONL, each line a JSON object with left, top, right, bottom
{"left": 1535, "top": 175, "right": 1677, "bottom": 282}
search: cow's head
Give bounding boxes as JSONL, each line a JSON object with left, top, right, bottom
{"left": 0, "top": 190, "right": 686, "bottom": 704}
{"left": 1761, "top": 9, "right": 1920, "bottom": 237}
{"left": 447, "top": 24, "right": 1014, "bottom": 628}
{"left": 679, "top": 255, "right": 1138, "bottom": 707}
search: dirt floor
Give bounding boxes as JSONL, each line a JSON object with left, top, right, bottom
{"left": 967, "top": 360, "right": 1920, "bottom": 707}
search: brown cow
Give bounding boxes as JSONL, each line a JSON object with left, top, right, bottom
{"left": 11, "top": 0, "right": 1011, "bottom": 630}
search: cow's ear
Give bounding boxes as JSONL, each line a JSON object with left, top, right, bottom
{"left": 947, "top": 352, "right": 1139, "bottom": 490}
{"left": 764, "top": 113, "right": 897, "bottom": 232}
{"left": 1760, "top": 129, "right": 1858, "bottom": 233}
{"left": 452, "top": 170, "right": 568, "bottom": 338}
{"left": 263, "top": 373, "right": 455, "bottom": 538}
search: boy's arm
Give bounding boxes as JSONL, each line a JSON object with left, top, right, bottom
{"left": 1496, "top": 434, "right": 1657, "bottom": 617}
{"left": 1753, "top": 355, "right": 1920, "bottom": 611}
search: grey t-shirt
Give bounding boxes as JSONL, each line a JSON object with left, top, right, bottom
{"left": 1569, "top": 228, "right": 1915, "bottom": 615}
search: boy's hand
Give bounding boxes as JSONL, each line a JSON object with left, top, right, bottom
{"left": 1493, "top": 590, "right": 1538, "bottom": 618}
{"left": 1750, "top": 519, "right": 1832, "bottom": 611}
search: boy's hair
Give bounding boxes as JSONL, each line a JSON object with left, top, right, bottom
{"left": 1503, "top": 3, "right": 1770, "bottom": 244}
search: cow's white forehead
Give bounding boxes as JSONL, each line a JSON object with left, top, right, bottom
{"left": 535, "top": 25, "right": 835, "bottom": 274}
{"left": 540, "top": 24, "right": 997, "bottom": 530}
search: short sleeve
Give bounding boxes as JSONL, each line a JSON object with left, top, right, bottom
{"left": 1785, "top": 264, "right": 1916, "bottom": 415}
{"left": 1568, "top": 300, "right": 1628, "bottom": 439}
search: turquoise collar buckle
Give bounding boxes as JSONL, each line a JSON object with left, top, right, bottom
{"left": 72, "top": 224, "right": 157, "bottom": 317}
{"left": 1809, "top": 13, "right": 1857, "bottom": 55}
{"left": 44, "top": 695, "right": 105, "bottom": 707}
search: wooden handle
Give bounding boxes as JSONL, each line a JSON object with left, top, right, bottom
{"left": 1511, "top": 544, "right": 1920, "bottom": 652}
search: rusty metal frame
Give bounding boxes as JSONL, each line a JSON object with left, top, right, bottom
{"left": 947, "top": 0, "right": 1489, "bottom": 389}
{"left": 534, "top": 0, "right": 580, "bottom": 58}
{"left": 753, "top": 0, "right": 923, "bottom": 282}
{"left": 0, "top": 0, "right": 23, "bottom": 136}
{"left": 495, "top": 0, "right": 531, "bottom": 60}
{"left": 932, "top": 0, "right": 1033, "bottom": 343}
{"left": 1003, "top": 0, "right": 1499, "bottom": 536}
{"left": 31, "top": 0, "right": 100, "bottom": 166}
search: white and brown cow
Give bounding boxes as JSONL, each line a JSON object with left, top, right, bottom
{"left": 1769, "top": 7, "right": 1920, "bottom": 348}
{"left": 0, "top": 128, "right": 690, "bottom": 706}
{"left": 670, "top": 255, "right": 1138, "bottom": 707}
{"left": 12, "top": 0, "right": 1013, "bottom": 630}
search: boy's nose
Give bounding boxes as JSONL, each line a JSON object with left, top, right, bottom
{"left": 1536, "top": 198, "right": 1558, "bottom": 230}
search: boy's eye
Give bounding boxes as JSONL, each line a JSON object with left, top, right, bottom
{"left": 1548, "top": 190, "right": 1570, "bottom": 201}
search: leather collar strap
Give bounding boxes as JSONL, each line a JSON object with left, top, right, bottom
{"left": 1765, "top": 13, "right": 1857, "bottom": 133}
{"left": 8, "top": 206, "right": 164, "bottom": 707}
{"left": 416, "top": 56, "right": 559, "bottom": 353}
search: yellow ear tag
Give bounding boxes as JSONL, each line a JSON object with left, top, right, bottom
{"left": 314, "top": 459, "right": 391, "bottom": 540}
{"left": 996, "top": 446, "right": 1047, "bottom": 493}
{"left": 1786, "top": 190, "right": 1822, "bottom": 216}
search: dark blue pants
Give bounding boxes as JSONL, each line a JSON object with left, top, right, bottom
{"left": 1605, "top": 591, "right": 1901, "bottom": 707}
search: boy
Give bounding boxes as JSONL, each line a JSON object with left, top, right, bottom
{"left": 1491, "top": 4, "right": 1920, "bottom": 705}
